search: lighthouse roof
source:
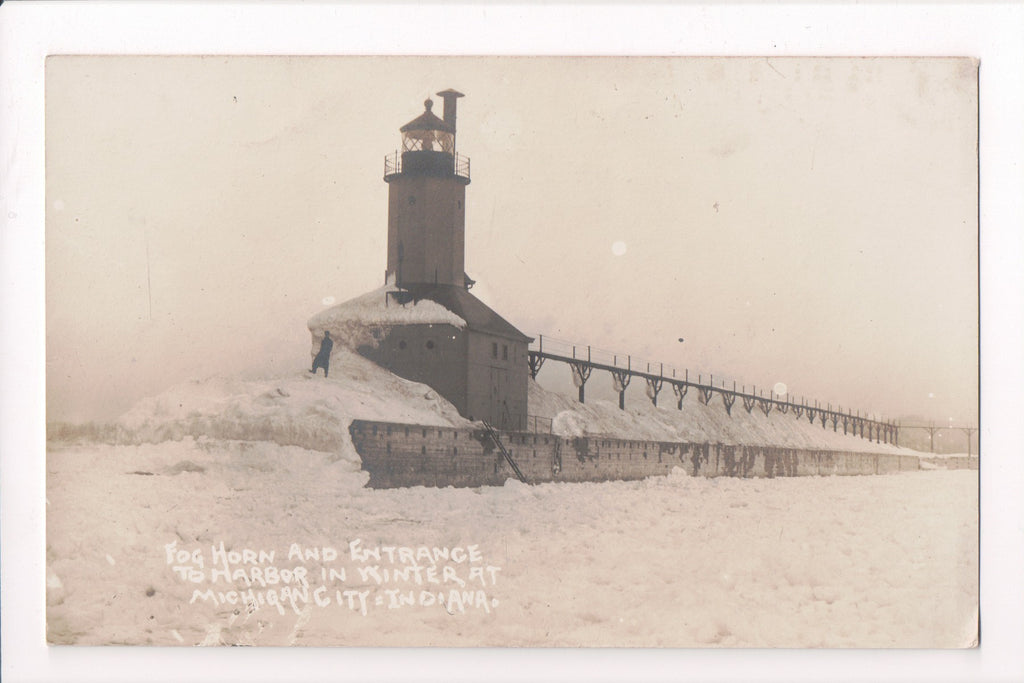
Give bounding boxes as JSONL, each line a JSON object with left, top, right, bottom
{"left": 404, "top": 284, "right": 533, "bottom": 343}
{"left": 399, "top": 98, "right": 454, "bottom": 134}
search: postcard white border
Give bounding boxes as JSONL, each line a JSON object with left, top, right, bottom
{"left": 2, "top": 2, "right": 1022, "bottom": 682}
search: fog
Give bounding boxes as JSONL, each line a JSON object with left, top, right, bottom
{"left": 45, "top": 56, "right": 978, "bottom": 425}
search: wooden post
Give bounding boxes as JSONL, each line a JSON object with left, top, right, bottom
{"left": 673, "top": 369, "right": 688, "bottom": 410}
{"left": 646, "top": 375, "right": 664, "bottom": 407}
{"left": 612, "top": 369, "right": 631, "bottom": 411}
{"left": 960, "top": 426, "right": 977, "bottom": 459}
{"left": 528, "top": 352, "right": 545, "bottom": 379}
{"left": 722, "top": 389, "right": 736, "bottom": 416}
{"left": 570, "top": 361, "right": 591, "bottom": 404}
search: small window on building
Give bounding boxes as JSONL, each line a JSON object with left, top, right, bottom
{"left": 457, "top": 200, "right": 462, "bottom": 210}
{"left": 426, "top": 340, "right": 435, "bottom": 350}
{"left": 398, "top": 340, "right": 407, "bottom": 350}
{"left": 492, "top": 342, "right": 498, "bottom": 358}
{"left": 408, "top": 196, "right": 416, "bottom": 205}
{"left": 502, "top": 345, "right": 508, "bottom": 361}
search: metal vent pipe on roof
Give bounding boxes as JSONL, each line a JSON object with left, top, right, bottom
{"left": 437, "top": 89, "right": 464, "bottom": 133}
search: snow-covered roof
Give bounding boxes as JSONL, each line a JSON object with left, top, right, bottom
{"left": 307, "top": 282, "right": 531, "bottom": 347}
{"left": 399, "top": 284, "right": 532, "bottom": 343}
{"left": 307, "top": 283, "right": 466, "bottom": 333}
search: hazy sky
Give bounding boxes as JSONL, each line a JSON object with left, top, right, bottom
{"left": 46, "top": 56, "right": 978, "bottom": 424}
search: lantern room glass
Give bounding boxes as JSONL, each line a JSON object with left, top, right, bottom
{"left": 402, "top": 129, "right": 454, "bottom": 153}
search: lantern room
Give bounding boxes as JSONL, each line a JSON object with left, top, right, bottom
{"left": 400, "top": 99, "right": 455, "bottom": 153}
{"left": 385, "top": 90, "right": 470, "bottom": 182}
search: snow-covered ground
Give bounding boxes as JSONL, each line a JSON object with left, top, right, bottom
{"left": 45, "top": 354, "right": 977, "bottom": 648}
{"left": 46, "top": 438, "right": 977, "bottom": 647}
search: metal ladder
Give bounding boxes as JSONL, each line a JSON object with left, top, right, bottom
{"left": 482, "top": 421, "right": 527, "bottom": 483}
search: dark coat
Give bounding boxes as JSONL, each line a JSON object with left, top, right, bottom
{"left": 312, "top": 334, "right": 334, "bottom": 371}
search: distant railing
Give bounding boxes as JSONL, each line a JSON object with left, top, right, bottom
{"left": 527, "top": 333, "right": 902, "bottom": 445}
{"left": 898, "top": 423, "right": 979, "bottom": 456}
{"left": 383, "top": 151, "right": 470, "bottom": 181}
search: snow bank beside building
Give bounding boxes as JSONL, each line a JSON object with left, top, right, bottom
{"left": 97, "top": 349, "right": 471, "bottom": 457}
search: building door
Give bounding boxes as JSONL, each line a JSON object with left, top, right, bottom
{"left": 489, "top": 366, "right": 508, "bottom": 428}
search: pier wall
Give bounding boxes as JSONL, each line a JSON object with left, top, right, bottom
{"left": 349, "top": 420, "right": 920, "bottom": 489}
{"left": 920, "top": 456, "right": 979, "bottom": 470}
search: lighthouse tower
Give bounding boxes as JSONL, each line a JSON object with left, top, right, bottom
{"left": 384, "top": 90, "right": 470, "bottom": 288}
{"left": 348, "top": 89, "right": 532, "bottom": 429}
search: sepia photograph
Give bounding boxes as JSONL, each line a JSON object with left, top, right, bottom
{"left": 3, "top": 3, "right": 1023, "bottom": 683}
{"left": 43, "top": 55, "right": 978, "bottom": 648}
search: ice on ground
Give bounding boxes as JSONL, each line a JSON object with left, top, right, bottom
{"left": 45, "top": 438, "right": 978, "bottom": 647}
{"left": 45, "top": 342, "right": 975, "bottom": 648}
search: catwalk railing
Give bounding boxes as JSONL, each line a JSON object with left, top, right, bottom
{"left": 383, "top": 150, "right": 471, "bottom": 182}
{"left": 527, "top": 334, "right": 901, "bottom": 445}
{"left": 898, "top": 423, "right": 979, "bottom": 456}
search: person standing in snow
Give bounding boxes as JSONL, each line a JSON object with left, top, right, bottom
{"left": 310, "top": 331, "right": 334, "bottom": 378}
